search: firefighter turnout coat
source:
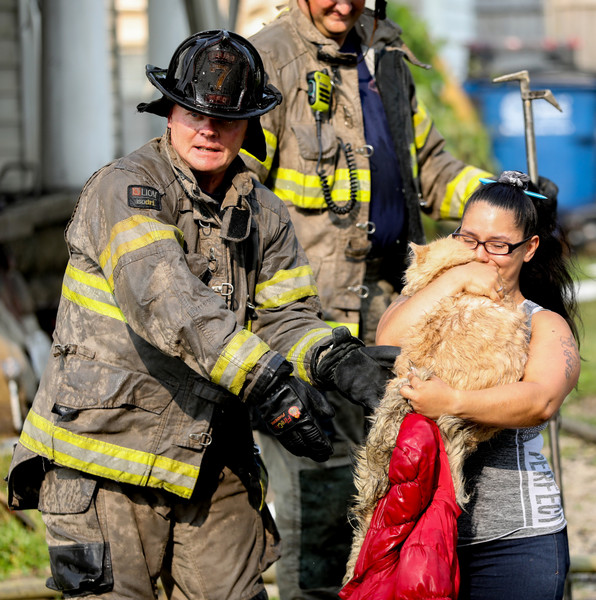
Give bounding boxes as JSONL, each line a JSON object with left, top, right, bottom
{"left": 9, "top": 132, "right": 333, "bottom": 506}
{"left": 242, "top": 1, "right": 492, "bottom": 334}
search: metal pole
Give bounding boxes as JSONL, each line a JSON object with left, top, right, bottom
{"left": 492, "top": 69, "right": 570, "bottom": 599}
{"left": 492, "top": 70, "right": 561, "bottom": 186}
{"left": 492, "top": 69, "right": 564, "bottom": 490}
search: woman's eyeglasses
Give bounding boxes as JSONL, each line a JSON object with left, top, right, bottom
{"left": 451, "top": 231, "right": 533, "bottom": 255}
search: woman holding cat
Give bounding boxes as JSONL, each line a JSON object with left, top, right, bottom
{"left": 376, "top": 170, "right": 580, "bottom": 600}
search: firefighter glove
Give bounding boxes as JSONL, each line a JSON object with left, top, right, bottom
{"left": 312, "top": 326, "right": 399, "bottom": 411}
{"left": 254, "top": 362, "right": 335, "bottom": 462}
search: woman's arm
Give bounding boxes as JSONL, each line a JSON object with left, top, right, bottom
{"left": 376, "top": 261, "right": 503, "bottom": 345}
{"left": 401, "top": 310, "right": 580, "bottom": 428}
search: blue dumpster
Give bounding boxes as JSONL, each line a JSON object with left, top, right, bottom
{"left": 464, "top": 73, "right": 596, "bottom": 213}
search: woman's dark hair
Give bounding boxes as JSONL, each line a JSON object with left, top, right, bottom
{"left": 462, "top": 170, "right": 581, "bottom": 345}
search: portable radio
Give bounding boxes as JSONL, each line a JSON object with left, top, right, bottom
{"left": 306, "top": 69, "right": 332, "bottom": 113}
{"left": 306, "top": 68, "right": 357, "bottom": 215}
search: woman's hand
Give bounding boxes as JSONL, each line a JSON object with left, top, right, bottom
{"left": 446, "top": 261, "right": 504, "bottom": 303}
{"left": 400, "top": 373, "right": 457, "bottom": 420}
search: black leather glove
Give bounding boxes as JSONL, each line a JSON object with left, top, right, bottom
{"left": 312, "top": 326, "right": 400, "bottom": 411}
{"left": 252, "top": 362, "right": 335, "bottom": 462}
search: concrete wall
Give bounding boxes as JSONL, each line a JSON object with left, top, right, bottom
{"left": 546, "top": 0, "right": 596, "bottom": 73}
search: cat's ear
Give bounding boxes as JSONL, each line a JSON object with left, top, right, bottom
{"left": 408, "top": 242, "right": 425, "bottom": 261}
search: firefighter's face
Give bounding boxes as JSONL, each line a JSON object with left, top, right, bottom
{"left": 299, "top": 0, "right": 366, "bottom": 45}
{"left": 168, "top": 105, "right": 248, "bottom": 194}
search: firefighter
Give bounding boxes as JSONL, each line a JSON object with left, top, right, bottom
{"left": 239, "top": 1, "right": 497, "bottom": 597}
{"left": 7, "top": 30, "right": 397, "bottom": 600}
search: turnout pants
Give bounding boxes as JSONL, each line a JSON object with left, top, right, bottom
{"left": 39, "top": 463, "right": 278, "bottom": 600}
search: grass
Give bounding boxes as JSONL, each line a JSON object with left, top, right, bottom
{"left": 564, "top": 253, "right": 596, "bottom": 426}
{"left": 575, "top": 300, "right": 596, "bottom": 398}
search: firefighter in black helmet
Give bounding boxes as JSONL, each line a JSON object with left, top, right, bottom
{"left": 8, "top": 29, "right": 398, "bottom": 599}
{"left": 138, "top": 29, "right": 281, "bottom": 161}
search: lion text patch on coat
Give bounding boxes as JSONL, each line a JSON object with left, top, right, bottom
{"left": 127, "top": 185, "right": 162, "bottom": 210}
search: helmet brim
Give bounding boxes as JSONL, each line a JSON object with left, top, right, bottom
{"left": 141, "top": 66, "right": 281, "bottom": 121}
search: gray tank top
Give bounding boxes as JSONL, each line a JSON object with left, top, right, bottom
{"left": 458, "top": 299, "right": 566, "bottom": 545}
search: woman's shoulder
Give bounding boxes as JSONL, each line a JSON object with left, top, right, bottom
{"left": 529, "top": 306, "right": 573, "bottom": 338}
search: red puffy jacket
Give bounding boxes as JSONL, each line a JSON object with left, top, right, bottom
{"left": 340, "top": 413, "right": 461, "bottom": 600}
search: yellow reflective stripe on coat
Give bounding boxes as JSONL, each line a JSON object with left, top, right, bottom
{"left": 62, "top": 262, "right": 127, "bottom": 322}
{"left": 99, "top": 215, "right": 184, "bottom": 289}
{"left": 287, "top": 327, "right": 332, "bottom": 382}
{"left": 240, "top": 128, "right": 278, "bottom": 172}
{"left": 271, "top": 167, "right": 370, "bottom": 209}
{"left": 255, "top": 265, "right": 318, "bottom": 309}
{"left": 440, "top": 167, "right": 493, "bottom": 220}
{"left": 210, "top": 329, "right": 270, "bottom": 395}
{"left": 409, "top": 142, "right": 419, "bottom": 180}
{"left": 413, "top": 99, "right": 432, "bottom": 150}
{"left": 325, "top": 321, "right": 359, "bottom": 337}
{"left": 20, "top": 409, "right": 199, "bottom": 498}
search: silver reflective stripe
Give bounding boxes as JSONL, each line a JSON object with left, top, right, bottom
{"left": 255, "top": 265, "right": 318, "bottom": 309}
{"left": 99, "top": 215, "right": 184, "bottom": 287}
{"left": 210, "top": 329, "right": 270, "bottom": 395}
{"left": 20, "top": 409, "right": 199, "bottom": 498}
{"left": 62, "top": 262, "right": 126, "bottom": 322}
{"left": 287, "top": 327, "right": 332, "bottom": 382}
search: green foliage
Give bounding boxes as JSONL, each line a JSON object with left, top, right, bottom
{"left": 570, "top": 299, "right": 596, "bottom": 404}
{"left": 387, "top": 2, "right": 497, "bottom": 172}
{"left": 0, "top": 452, "right": 50, "bottom": 579}
{"left": 558, "top": 252, "right": 596, "bottom": 412}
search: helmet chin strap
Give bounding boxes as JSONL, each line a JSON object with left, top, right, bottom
{"left": 302, "top": 0, "right": 316, "bottom": 28}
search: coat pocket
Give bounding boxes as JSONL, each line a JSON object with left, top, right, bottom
{"left": 55, "top": 353, "right": 178, "bottom": 415}
{"left": 291, "top": 123, "right": 337, "bottom": 161}
{"left": 38, "top": 465, "right": 98, "bottom": 514}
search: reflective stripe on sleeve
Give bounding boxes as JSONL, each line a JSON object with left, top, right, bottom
{"left": 20, "top": 409, "right": 199, "bottom": 498}
{"left": 413, "top": 99, "right": 432, "bottom": 150}
{"left": 100, "top": 215, "right": 184, "bottom": 288}
{"left": 409, "top": 142, "right": 419, "bottom": 180}
{"left": 287, "top": 327, "right": 332, "bottom": 382}
{"left": 240, "top": 128, "right": 278, "bottom": 172}
{"left": 62, "top": 262, "right": 127, "bottom": 322}
{"left": 210, "top": 329, "right": 271, "bottom": 396}
{"left": 255, "top": 265, "right": 319, "bottom": 310}
{"left": 441, "top": 167, "right": 493, "bottom": 220}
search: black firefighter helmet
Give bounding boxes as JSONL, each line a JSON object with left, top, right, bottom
{"left": 137, "top": 29, "right": 282, "bottom": 161}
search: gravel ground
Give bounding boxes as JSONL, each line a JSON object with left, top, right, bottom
{"left": 558, "top": 397, "right": 596, "bottom": 599}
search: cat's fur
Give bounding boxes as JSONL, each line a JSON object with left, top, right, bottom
{"left": 345, "top": 235, "right": 530, "bottom": 581}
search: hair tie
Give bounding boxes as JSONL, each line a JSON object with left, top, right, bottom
{"left": 479, "top": 170, "right": 547, "bottom": 200}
